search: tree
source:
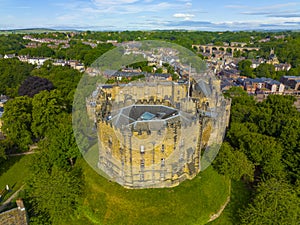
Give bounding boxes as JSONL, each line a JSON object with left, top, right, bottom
{"left": 0, "top": 59, "right": 34, "bottom": 96}
{"left": 26, "top": 113, "right": 83, "bottom": 224}
{"left": 240, "top": 179, "right": 300, "bottom": 225}
{"left": 0, "top": 139, "right": 13, "bottom": 161}
{"left": 31, "top": 90, "right": 66, "bottom": 138}
{"left": 18, "top": 45, "right": 55, "bottom": 57}
{"left": 238, "top": 60, "right": 254, "bottom": 78}
{"left": 224, "top": 87, "right": 256, "bottom": 123}
{"left": 229, "top": 128, "right": 285, "bottom": 180}
{"left": 0, "top": 141, "right": 7, "bottom": 163}
{"left": 214, "top": 142, "right": 254, "bottom": 181}
{"left": 1, "top": 96, "right": 33, "bottom": 150}
{"left": 26, "top": 164, "right": 83, "bottom": 225}
{"left": 255, "top": 63, "right": 276, "bottom": 79}
{"left": 40, "top": 114, "right": 81, "bottom": 168}
{"left": 31, "top": 64, "right": 82, "bottom": 106}
{"left": 18, "top": 76, "right": 54, "bottom": 97}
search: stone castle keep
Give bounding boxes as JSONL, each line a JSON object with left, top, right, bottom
{"left": 87, "top": 76, "right": 230, "bottom": 188}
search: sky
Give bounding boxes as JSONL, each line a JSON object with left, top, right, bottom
{"left": 1, "top": 0, "right": 300, "bottom": 31}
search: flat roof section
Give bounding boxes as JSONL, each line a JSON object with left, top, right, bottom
{"left": 140, "top": 112, "right": 155, "bottom": 121}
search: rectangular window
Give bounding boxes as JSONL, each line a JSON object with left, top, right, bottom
{"left": 140, "top": 145, "right": 145, "bottom": 154}
{"left": 161, "top": 158, "right": 165, "bottom": 167}
{"left": 140, "top": 159, "right": 145, "bottom": 168}
{"left": 140, "top": 173, "right": 144, "bottom": 181}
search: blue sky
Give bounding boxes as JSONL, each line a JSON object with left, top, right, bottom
{"left": 1, "top": 0, "right": 300, "bottom": 30}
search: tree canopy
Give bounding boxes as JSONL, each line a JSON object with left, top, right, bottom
{"left": 18, "top": 76, "right": 54, "bottom": 97}
{"left": 0, "top": 59, "right": 34, "bottom": 96}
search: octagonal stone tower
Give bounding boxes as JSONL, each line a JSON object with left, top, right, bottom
{"left": 87, "top": 76, "right": 230, "bottom": 189}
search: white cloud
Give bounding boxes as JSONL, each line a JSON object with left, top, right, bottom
{"left": 185, "top": 2, "right": 192, "bottom": 7}
{"left": 257, "top": 2, "right": 300, "bottom": 10}
{"left": 92, "top": 0, "right": 140, "bottom": 5}
{"left": 173, "top": 13, "right": 195, "bottom": 20}
{"left": 224, "top": 4, "right": 247, "bottom": 9}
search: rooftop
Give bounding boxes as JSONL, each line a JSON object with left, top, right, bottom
{"left": 110, "top": 105, "right": 181, "bottom": 130}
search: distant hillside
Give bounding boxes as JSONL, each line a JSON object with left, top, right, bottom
{"left": 0, "top": 28, "right": 76, "bottom": 34}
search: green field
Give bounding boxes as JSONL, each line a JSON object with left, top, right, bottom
{"left": 68, "top": 158, "right": 230, "bottom": 225}
{"left": 0, "top": 155, "right": 34, "bottom": 204}
{"left": 207, "top": 180, "right": 251, "bottom": 225}
{"left": 0, "top": 28, "right": 75, "bottom": 35}
{"left": 0, "top": 151, "right": 232, "bottom": 225}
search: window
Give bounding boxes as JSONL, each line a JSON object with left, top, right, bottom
{"left": 140, "top": 145, "right": 145, "bottom": 154}
{"left": 140, "top": 159, "right": 145, "bottom": 168}
{"left": 108, "top": 137, "right": 112, "bottom": 148}
{"left": 140, "top": 173, "right": 144, "bottom": 181}
{"left": 161, "top": 158, "right": 165, "bottom": 167}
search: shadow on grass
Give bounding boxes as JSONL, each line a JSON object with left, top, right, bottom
{"left": 0, "top": 155, "right": 34, "bottom": 204}
{"left": 206, "top": 180, "right": 251, "bottom": 225}
{"left": 75, "top": 158, "right": 231, "bottom": 225}
{"left": 0, "top": 156, "right": 23, "bottom": 179}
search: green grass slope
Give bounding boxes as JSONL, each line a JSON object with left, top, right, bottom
{"left": 70, "top": 158, "right": 230, "bottom": 225}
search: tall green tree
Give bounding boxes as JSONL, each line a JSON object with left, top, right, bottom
{"left": 40, "top": 114, "right": 81, "bottom": 168}
{"left": 255, "top": 63, "right": 276, "bottom": 79}
{"left": 31, "top": 90, "right": 66, "bottom": 138}
{"left": 26, "top": 113, "right": 83, "bottom": 224}
{"left": 238, "top": 60, "right": 254, "bottom": 78}
{"left": 0, "top": 58, "right": 34, "bottom": 96}
{"left": 1, "top": 96, "right": 33, "bottom": 150}
{"left": 26, "top": 164, "right": 83, "bottom": 225}
{"left": 240, "top": 179, "right": 300, "bottom": 225}
{"left": 214, "top": 142, "right": 254, "bottom": 181}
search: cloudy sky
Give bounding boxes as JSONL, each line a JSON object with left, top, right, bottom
{"left": 1, "top": 0, "right": 300, "bottom": 30}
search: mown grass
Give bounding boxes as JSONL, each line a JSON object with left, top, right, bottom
{"left": 69, "top": 156, "right": 230, "bottom": 225}
{"left": 207, "top": 180, "right": 251, "bottom": 225}
{"left": 0, "top": 155, "right": 34, "bottom": 203}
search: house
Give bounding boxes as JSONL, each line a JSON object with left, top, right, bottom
{"left": 52, "top": 59, "right": 68, "bottom": 67}
{"left": 280, "top": 76, "right": 300, "bottom": 90}
{"left": 243, "top": 78, "right": 266, "bottom": 94}
{"left": 251, "top": 58, "right": 265, "bottom": 69}
{"left": 0, "top": 199, "right": 29, "bottom": 225}
{"left": 221, "top": 78, "right": 240, "bottom": 91}
{"left": 274, "top": 63, "right": 291, "bottom": 71}
{"left": 4, "top": 54, "right": 15, "bottom": 59}
{"left": 150, "top": 73, "right": 173, "bottom": 81}
{"left": 240, "top": 77, "right": 285, "bottom": 94}
{"left": 25, "top": 42, "right": 41, "bottom": 48}
{"left": 103, "top": 70, "right": 118, "bottom": 78}
{"left": 27, "top": 57, "right": 49, "bottom": 66}
{"left": 264, "top": 79, "right": 285, "bottom": 93}
{"left": 218, "top": 68, "right": 240, "bottom": 79}
{"left": 259, "top": 37, "right": 271, "bottom": 43}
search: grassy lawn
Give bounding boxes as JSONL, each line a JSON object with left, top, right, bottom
{"left": 69, "top": 155, "right": 230, "bottom": 225}
{"left": 0, "top": 155, "right": 34, "bottom": 204}
{"left": 207, "top": 180, "right": 251, "bottom": 225}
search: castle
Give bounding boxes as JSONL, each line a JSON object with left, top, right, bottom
{"left": 87, "top": 72, "right": 230, "bottom": 188}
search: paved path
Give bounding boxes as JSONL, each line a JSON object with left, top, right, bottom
{"left": 8, "top": 151, "right": 36, "bottom": 157}
{"left": 8, "top": 145, "right": 38, "bottom": 157}
{"left": 208, "top": 180, "right": 231, "bottom": 223}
